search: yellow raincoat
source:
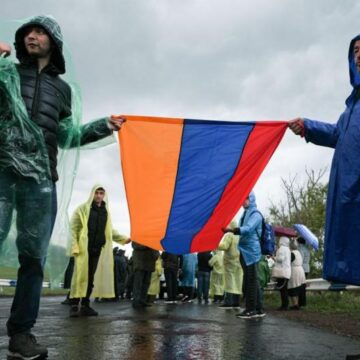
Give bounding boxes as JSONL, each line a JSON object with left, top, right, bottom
{"left": 69, "top": 185, "right": 128, "bottom": 299}
{"left": 218, "top": 232, "right": 243, "bottom": 295}
{"left": 148, "top": 257, "right": 163, "bottom": 296}
{"left": 209, "top": 250, "right": 225, "bottom": 297}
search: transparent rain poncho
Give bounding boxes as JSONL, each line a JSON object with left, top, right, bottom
{"left": 0, "top": 17, "right": 115, "bottom": 286}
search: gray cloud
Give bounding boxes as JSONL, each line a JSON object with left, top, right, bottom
{"left": 1, "top": 0, "right": 359, "bottom": 233}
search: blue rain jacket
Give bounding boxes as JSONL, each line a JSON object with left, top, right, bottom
{"left": 180, "top": 253, "right": 198, "bottom": 287}
{"left": 237, "top": 192, "right": 262, "bottom": 266}
{"left": 304, "top": 34, "right": 360, "bottom": 285}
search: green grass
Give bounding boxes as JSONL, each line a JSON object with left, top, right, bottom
{"left": 0, "top": 287, "right": 68, "bottom": 297}
{"left": 265, "top": 291, "right": 360, "bottom": 319}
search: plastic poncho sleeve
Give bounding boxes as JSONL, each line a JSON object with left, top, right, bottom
{"left": 304, "top": 118, "right": 339, "bottom": 149}
{"left": 70, "top": 207, "right": 82, "bottom": 256}
{"left": 58, "top": 116, "right": 112, "bottom": 149}
{"left": 208, "top": 254, "right": 218, "bottom": 268}
{"left": 112, "top": 229, "right": 128, "bottom": 245}
{"left": 239, "top": 212, "right": 262, "bottom": 242}
{"left": 218, "top": 233, "right": 232, "bottom": 251}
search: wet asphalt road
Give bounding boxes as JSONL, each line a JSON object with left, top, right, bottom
{"left": 0, "top": 297, "right": 359, "bottom": 360}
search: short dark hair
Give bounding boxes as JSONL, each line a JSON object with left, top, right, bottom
{"left": 297, "top": 237, "right": 305, "bottom": 244}
{"left": 96, "top": 187, "right": 105, "bottom": 192}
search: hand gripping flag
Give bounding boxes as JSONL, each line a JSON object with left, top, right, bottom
{"left": 118, "top": 115, "right": 287, "bottom": 254}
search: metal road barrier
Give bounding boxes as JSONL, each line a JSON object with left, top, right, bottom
{"left": 265, "top": 278, "right": 360, "bottom": 292}
{"left": 0, "top": 279, "right": 53, "bottom": 288}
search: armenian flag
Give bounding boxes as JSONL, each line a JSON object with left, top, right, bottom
{"left": 118, "top": 115, "right": 287, "bottom": 254}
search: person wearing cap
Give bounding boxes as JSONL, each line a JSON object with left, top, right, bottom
{"left": 68, "top": 185, "right": 130, "bottom": 317}
{"left": 0, "top": 16, "right": 125, "bottom": 359}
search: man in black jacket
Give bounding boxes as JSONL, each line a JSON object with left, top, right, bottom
{"left": 0, "top": 16, "right": 124, "bottom": 359}
{"left": 131, "top": 242, "right": 159, "bottom": 309}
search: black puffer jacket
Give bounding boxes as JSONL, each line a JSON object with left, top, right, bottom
{"left": 14, "top": 16, "right": 112, "bottom": 181}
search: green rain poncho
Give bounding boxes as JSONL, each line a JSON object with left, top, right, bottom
{"left": 0, "top": 16, "right": 116, "bottom": 286}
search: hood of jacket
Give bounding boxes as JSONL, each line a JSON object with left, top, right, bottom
{"left": 14, "top": 15, "right": 66, "bottom": 74}
{"left": 85, "top": 184, "right": 109, "bottom": 211}
{"left": 247, "top": 191, "right": 257, "bottom": 212}
{"left": 279, "top": 236, "right": 290, "bottom": 248}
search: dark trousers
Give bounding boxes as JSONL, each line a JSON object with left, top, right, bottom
{"left": 133, "top": 270, "right": 152, "bottom": 305}
{"left": 71, "top": 254, "right": 100, "bottom": 306}
{"left": 164, "top": 268, "right": 178, "bottom": 301}
{"left": 299, "top": 283, "right": 307, "bottom": 307}
{"left": 197, "top": 271, "right": 210, "bottom": 301}
{"left": 224, "top": 292, "right": 240, "bottom": 306}
{"left": 240, "top": 254, "right": 262, "bottom": 312}
{"left": 276, "top": 278, "right": 289, "bottom": 308}
{"left": 63, "top": 257, "right": 75, "bottom": 289}
{"left": 182, "top": 286, "right": 194, "bottom": 299}
{"left": 2, "top": 175, "right": 57, "bottom": 336}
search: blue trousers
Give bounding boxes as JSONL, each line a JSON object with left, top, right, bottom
{"left": 0, "top": 171, "right": 57, "bottom": 336}
{"left": 197, "top": 271, "right": 210, "bottom": 301}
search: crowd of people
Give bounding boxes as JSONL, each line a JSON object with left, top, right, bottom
{"left": 61, "top": 188, "right": 312, "bottom": 325}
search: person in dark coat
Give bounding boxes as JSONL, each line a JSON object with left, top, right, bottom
{"left": 131, "top": 242, "right": 160, "bottom": 309}
{"left": 161, "top": 252, "right": 180, "bottom": 303}
{"left": 0, "top": 16, "right": 125, "bottom": 359}
{"left": 289, "top": 34, "right": 360, "bottom": 286}
{"left": 197, "top": 251, "right": 213, "bottom": 304}
{"left": 113, "top": 248, "right": 128, "bottom": 300}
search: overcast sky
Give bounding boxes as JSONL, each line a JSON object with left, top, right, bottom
{"left": 2, "top": 0, "right": 359, "bottom": 245}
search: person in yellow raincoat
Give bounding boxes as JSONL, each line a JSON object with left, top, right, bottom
{"left": 209, "top": 250, "right": 225, "bottom": 303}
{"left": 147, "top": 257, "right": 163, "bottom": 303}
{"left": 218, "top": 221, "right": 243, "bottom": 309}
{"left": 69, "top": 185, "right": 129, "bottom": 317}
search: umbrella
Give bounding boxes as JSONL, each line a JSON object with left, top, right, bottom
{"left": 273, "top": 226, "right": 297, "bottom": 238}
{"left": 293, "top": 224, "right": 319, "bottom": 250}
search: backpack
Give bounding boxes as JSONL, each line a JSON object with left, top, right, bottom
{"left": 251, "top": 210, "right": 276, "bottom": 256}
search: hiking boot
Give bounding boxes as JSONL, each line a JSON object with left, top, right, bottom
{"left": 8, "top": 333, "right": 48, "bottom": 359}
{"left": 236, "top": 310, "right": 258, "bottom": 319}
{"left": 79, "top": 305, "right": 98, "bottom": 316}
{"left": 69, "top": 305, "right": 80, "bottom": 318}
{"left": 140, "top": 301, "right": 152, "bottom": 307}
{"left": 61, "top": 298, "right": 71, "bottom": 305}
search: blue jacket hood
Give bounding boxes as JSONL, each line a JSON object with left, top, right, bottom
{"left": 348, "top": 34, "right": 360, "bottom": 88}
{"left": 247, "top": 191, "right": 257, "bottom": 211}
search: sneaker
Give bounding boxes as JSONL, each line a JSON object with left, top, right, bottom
{"left": 61, "top": 298, "right": 71, "bottom": 305}
{"left": 8, "top": 333, "right": 48, "bottom": 359}
{"left": 218, "top": 304, "right": 233, "bottom": 309}
{"left": 236, "top": 310, "right": 258, "bottom": 319}
{"left": 181, "top": 296, "right": 189, "bottom": 303}
{"left": 197, "top": 299, "right": 202, "bottom": 304}
{"left": 289, "top": 305, "right": 300, "bottom": 310}
{"left": 69, "top": 305, "right": 80, "bottom": 318}
{"left": 255, "top": 310, "right": 266, "bottom": 318}
{"left": 79, "top": 305, "right": 98, "bottom": 316}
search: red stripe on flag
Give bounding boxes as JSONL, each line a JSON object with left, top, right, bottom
{"left": 190, "top": 122, "right": 287, "bottom": 253}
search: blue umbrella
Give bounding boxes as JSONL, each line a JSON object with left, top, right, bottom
{"left": 293, "top": 224, "right": 319, "bottom": 250}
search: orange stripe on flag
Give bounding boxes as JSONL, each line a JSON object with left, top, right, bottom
{"left": 118, "top": 115, "right": 184, "bottom": 250}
